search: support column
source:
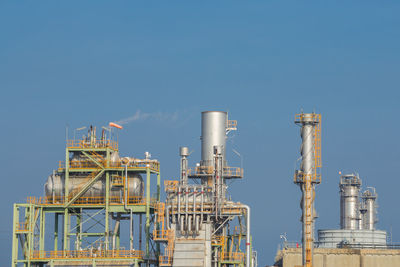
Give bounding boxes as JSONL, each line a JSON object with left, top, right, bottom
{"left": 11, "top": 204, "right": 19, "bottom": 267}
{"left": 63, "top": 209, "right": 69, "bottom": 252}
{"left": 54, "top": 213, "right": 58, "bottom": 250}
{"left": 39, "top": 209, "right": 45, "bottom": 252}
{"left": 145, "top": 167, "right": 151, "bottom": 260}
{"left": 157, "top": 172, "right": 161, "bottom": 201}
{"left": 105, "top": 171, "right": 110, "bottom": 250}
{"left": 76, "top": 210, "right": 82, "bottom": 250}
{"left": 28, "top": 205, "right": 35, "bottom": 267}
{"left": 64, "top": 147, "right": 70, "bottom": 254}
{"left": 156, "top": 172, "right": 161, "bottom": 258}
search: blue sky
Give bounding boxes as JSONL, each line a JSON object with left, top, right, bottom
{"left": 1, "top": 1, "right": 400, "bottom": 265}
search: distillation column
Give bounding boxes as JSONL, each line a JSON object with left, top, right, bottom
{"left": 339, "top": 174, "right": 362, "bottom": 230}
{"left": 294, "top": 113, "right": 321, "bottom": 267}
{"left": 361, "top": 188, "right": 378, "bottom": 230}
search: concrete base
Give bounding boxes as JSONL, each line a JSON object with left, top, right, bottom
{"left": 274, "top": 248, "right": 400, "bottom": 267}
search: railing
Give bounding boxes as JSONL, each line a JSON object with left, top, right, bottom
{"left": 188, "top": 166, "right": 243, "bottom": 178}
{"left": 59, "top": 159, "right": 160, "bottom": 172}
{"left": 29, "top": 195, "right": 157, "bottom": 206}
{"left": 227, "top": 120, "right": 237, "bottom": 131}
{"left": 294, "top": 172, "right": 322, "bottom": 184}
{"left": 212, "top": 236, "right": 225, "bottom": 247}
{"left": 168, "top": 202, "right": 245, "bottom": 215}
{"left": 164, "top": 180, "right": 179, "bottom": 192}
{"left": 220, "top": 252, "right": 245, "bottom": 262}
{"left": 159, "top": 230, "right": 175, "bottom": 266}
{"left": 31, "top": 249, "right": 143, "bottom": 259}
{"left": 189, "top": 166, "right": 214, "bottom": 175}
{"left": 66, "top": 139, "right": 118, "bottom": 150}
{"left": 16, "top": 222, "right": 29, "bottom": 232}
{"left": 223, "top": 167, "right": 243, "bottom": 177}
{"left": 153, "top": 230, "right": 171, "bottom": 241}
{"left": 112, "top": 175, "right": 124, "bottom": 186}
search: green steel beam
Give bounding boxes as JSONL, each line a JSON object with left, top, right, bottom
{"left": 64, "top": 148, "right": 70, "bottom": 203}
{"left": 11, "top": 204, "right": 19, "bottom": 267}
{"left": 39, "top": 209, "right": 45, "bottom": 252}
{"left": 63, "top": 208, "right": 69, "bottom": 252}
{"left": 105, "top": 171, "right": 110, "bottom": 250}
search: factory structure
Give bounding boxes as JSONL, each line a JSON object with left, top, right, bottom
{"left": 11, "top": 111, "right": 255, "bottom": 267}
{"left": 10, "top": 110, "right": 400, "bottom": 267}
{"left": 274, "top": 112, "right": 400, "bottom": 267}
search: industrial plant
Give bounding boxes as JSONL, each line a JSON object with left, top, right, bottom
{"left": 12, "top": 111, "right": 254, "bottom": 267}
{"left": 274, "top": 113, "right": 400, "bottom": 267}
{"left": 11, "top": 111, "right": 400, "bottom": 267}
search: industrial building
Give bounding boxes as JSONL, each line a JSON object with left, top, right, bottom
{"left": 11, "top": 111, "right": 255, "bottom": 267}
{"left": 274, "top": 112, "right": 400, "bottom": 267}
{"left": 11, "top": 110, "right": 399, "bottom": 267}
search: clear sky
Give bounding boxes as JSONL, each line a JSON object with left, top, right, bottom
{"left": 1, "top": 1, "right": 400, "bottom": 265}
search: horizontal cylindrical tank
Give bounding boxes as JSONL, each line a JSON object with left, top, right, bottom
{"left": 200, "top": 111, "right": 227, "bottom": 167}
{"left": 45, "top": 171, "right": 143, "bottom": 198}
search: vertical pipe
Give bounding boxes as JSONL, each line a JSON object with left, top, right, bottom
{"left": 130, "top": 210, "right": 133, "bottom": 250}
{"left": 193, "top": 188, "right": 197, "bottom": 232}
{"left": 178, "top": 186, "right": 181, "bottom": 227}
{"left": 157, "top": 172, "right": 161, "bottom": 201}
{"left": 63, "top": 146, "right": 70, "bottom": 254}
{"left": 243, "top": 205, "right": 251, "bottom": 267}
{"left": 145, "top": 167, "right": 150, "bottom": 258}
{"left": 139, "top": 214, "right": 142, "bottom": 251}
{"left": 201, "top": 186, "right": 204, "bottom": 228}
{"left": 180, "top": 147, "right": 189, "bottom": 185}
{"left": 185, "top": 186, "right": 189, "bottom": 233}
{"left": 76, "top": 211, "right": 81, "bottom": 250}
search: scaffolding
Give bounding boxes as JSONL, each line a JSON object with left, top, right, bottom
{"left": 12, "top": 126, "right": 161, "bottom": 267}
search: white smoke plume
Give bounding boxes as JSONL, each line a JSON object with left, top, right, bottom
{"left": 115, "top": 110, "right": 179, "bottom": 125}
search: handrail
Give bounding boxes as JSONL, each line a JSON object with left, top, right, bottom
{"left": 220, "top": 252, "right": 245, "bottom": 262}
{"left": 16, "top": 222, "right": 29, "bottom": 232}
{"left": 164, "top": 180, "right": 179, "bottom": 192}
{"left": 58, "top": 159, "right": 160, "bottom": 172}
{"left": 31, "top": 249, "right": 143, "bottom": 259}
{"left": 28, "top": 196, "right": 157, "bottom": 206}
{"left": 66, "top": 139, "right": 118, "bottom": 150}
{"left": 188, "top": 166, "right": 243, "bottom": 177}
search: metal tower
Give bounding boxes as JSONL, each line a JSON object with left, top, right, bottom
{"left": 155, "top": 111, "right": 254, "bottom": 267}
{"left": 294, "top": 113, "right": 321, "bottom": 267}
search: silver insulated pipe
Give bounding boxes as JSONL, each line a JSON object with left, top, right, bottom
{"left": 295, "top": 112, "right": 321, "bottom": 267}
{"left": 339, "top": 174, "right": 362, "bottom": 230}
{"left": 200, "top": 111, "right": 228, "bottom": 167}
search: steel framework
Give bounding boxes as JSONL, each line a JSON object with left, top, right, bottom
{"left": 12, "top": 127, "right": 161, "bottom": 267}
